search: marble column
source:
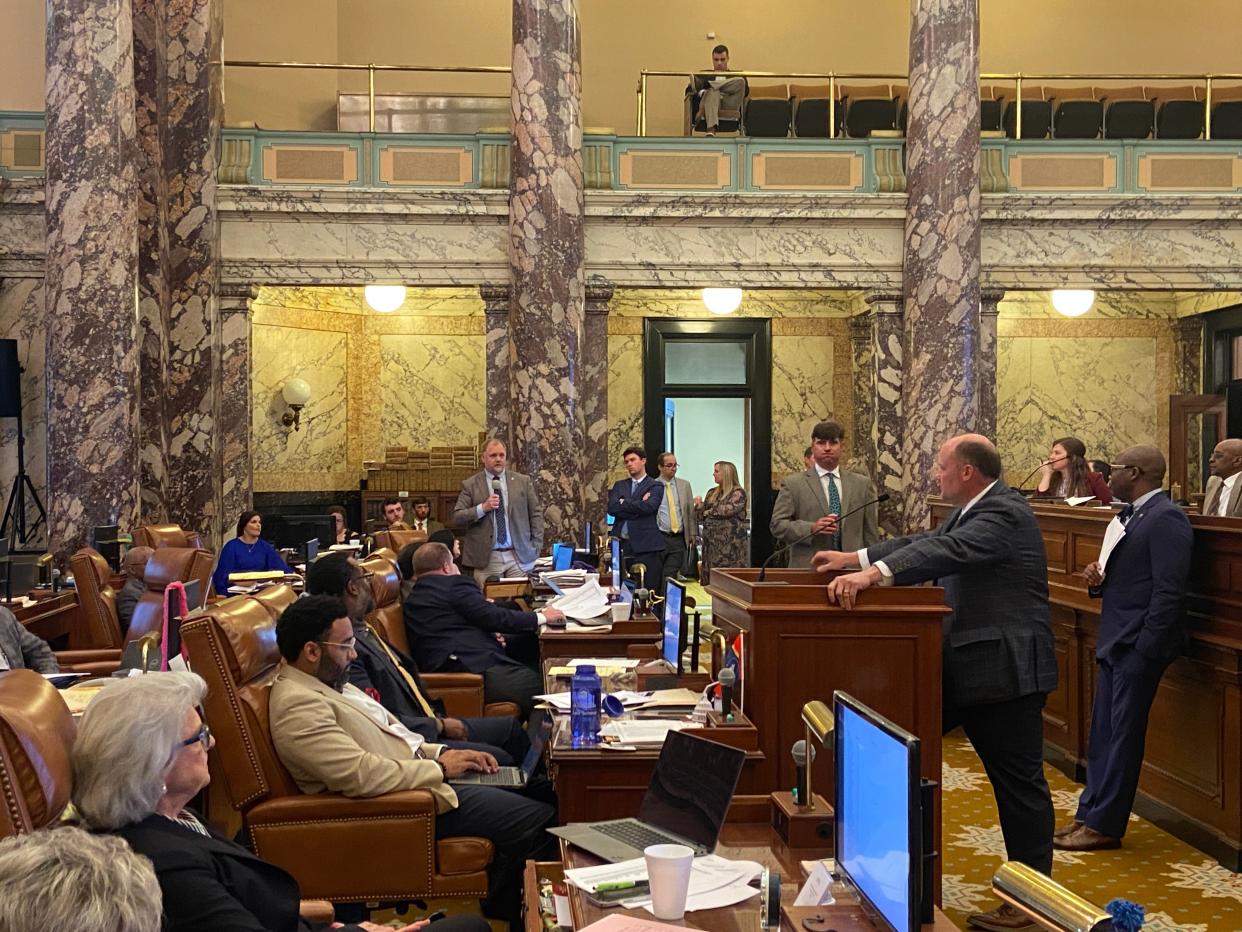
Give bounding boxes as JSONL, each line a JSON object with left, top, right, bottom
{"left": 1173, "top": 316, "right": 1204, "bottom": 394}
{"left": 218, "top": 285, "right": 256, "bottom": 527}
{"left": 508, "top": 0, "right": 587, "bottom": 544}
{"left": 133, "top": 0, "right": 225, "bottom": 544}
{"left": 44, "top": 0, "right": 141, "bottom": 560}
{"left": 977, "top": 291, "right": 1004, "bottom": 441}
{"left": 849, "top": 313, "right": 877, "bottom": 481}
{"left": 481, "top": 283, "right": 512, "bottom": 449}
{"left": 583, "top": 281, "right": 613, "bottom": 527}
{"left": 860, "top": 293, "right": 906, "bottom": 537}
{"left": 900, "top": 0, "right": 982, "bottom": 530}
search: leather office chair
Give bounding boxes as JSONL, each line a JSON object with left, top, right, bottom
{"left": 0, "top": 669, "right": 76, "bottom": 837}
{"left": 128, "top": 547, "right": 215, "bottom": 642}
{"left": 132, "top": 523, "right": 207, "bottom": 552}
{"left": 373, "top": 528, "right": 426, "bottom": 554}
{"left": 360, "top": 551, "right": 520, "bottom": 721}
{"left": 181, "top": 589, "right": 493, "bottom": 904}
{"left": 68, "top": 547, "right": 122, "bottom": 649}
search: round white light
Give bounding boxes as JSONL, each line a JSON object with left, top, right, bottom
{"left": 281, "top": 378, "right": 312, "bottom": 406}
{"left": 701, "top": 287, "right": 743, "bottom": 315}
{"left": 364, "top": 284, "right": 407, "bottom": 313}
{"left": 1050, "top": 289, "right": 1095, "bottom": 317}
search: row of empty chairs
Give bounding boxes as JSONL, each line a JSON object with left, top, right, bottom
{"left": 685, "top": 81, "right": 1242, "bottom": 140}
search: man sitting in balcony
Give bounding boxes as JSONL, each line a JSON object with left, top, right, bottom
{"left": 692, "top": 44, "right": 745, "bottom": 135}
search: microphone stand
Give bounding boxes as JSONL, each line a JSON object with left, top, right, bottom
{"left": 1013, "top": 461, "right": 1052, "bottom": 496}
{"left": 758, "top": 492, "right": 890, "bottom": 581}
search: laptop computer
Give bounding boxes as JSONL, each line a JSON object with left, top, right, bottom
{"left": 452, "top": 712, "right": 552, "bottom": 788}
{"left": 550, "top": 731, "right": 746, "bottom": 862}
{"left": 551, "top": 542, "right": 574, "bottom": 571}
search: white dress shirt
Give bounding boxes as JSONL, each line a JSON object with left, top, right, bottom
{"left": 339, "top": 682, "right": 437, "bottom": 759}
{"left": 1215, "top": 472, "right": 1239, "bottom": 517}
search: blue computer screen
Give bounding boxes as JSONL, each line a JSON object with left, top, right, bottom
{"left": 610, "top": 538, "right": 622, "bottom": 590}
{"left": 662, "top": 580, "right": 685, "bottom": 669}
{"left": 551, "top": 543, "right": 573, "bottom": 571}
{"left": 836, "top": 698, "right": 918, "bottom": 932}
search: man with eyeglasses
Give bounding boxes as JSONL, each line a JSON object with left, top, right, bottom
{"left": 1054, "top": 445, "right": 1192, "bottom": 853}
{"left": 270, "top": 595, "right": 557, "bottom": 930}
{"left": 656, "top": 452, "right": 696, "bottom": 582}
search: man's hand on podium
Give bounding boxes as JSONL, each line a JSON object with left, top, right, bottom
{"left": 809, "top": 550, "right": 858, "bottom": 572}
{"left": 825, "top": 567, "right": 883, "bottom": 610}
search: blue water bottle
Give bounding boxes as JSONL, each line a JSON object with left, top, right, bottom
{"left": 570, "top": 664, "right": 602, "bottom": 748}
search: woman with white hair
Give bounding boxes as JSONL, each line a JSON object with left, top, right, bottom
{"left": 72, "top": 672, "right": 486, "bottom": 932}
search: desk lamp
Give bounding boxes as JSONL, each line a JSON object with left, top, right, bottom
{"left": 770, "top": 699, "right": 834, "bottom": 850}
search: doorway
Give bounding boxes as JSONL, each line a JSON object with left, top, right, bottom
{"left": 643, "top": 318, "right": 773, "bottom": 566}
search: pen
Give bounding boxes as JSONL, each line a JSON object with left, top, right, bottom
{"left": 595, "top": 881, "right": 638, "bottom": 892}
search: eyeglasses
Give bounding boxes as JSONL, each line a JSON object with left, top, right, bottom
{"left": 1108, "top": 463, "right": 1143, "bottom": 475}
{"left": 318, "top": 636, "right": 357, "bottom": 651}
{"left": 350, "top": 570, "right": 375, "bottom": 587}
{"left": 177, "top": 721, "right": 212, "bottom": 751}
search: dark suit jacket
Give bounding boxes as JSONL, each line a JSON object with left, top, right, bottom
{"left": 1091, "top": 492, "right": 1193, "bottom": 663}
{"left": 347, "top": 626, "right": 447, "bottom": 740}
{"left": 866, "top": 482, "right": 1058, "bottom": 710}
{"left": 113, "top": 813, "right": 354, "bottom": 932}
{"left": 608, "top": 475, "right": 666, "bottom": 554}
{"left": 403, "top": 573, "right": 537, "bottom": 673}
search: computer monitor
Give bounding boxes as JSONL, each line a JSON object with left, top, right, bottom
{"left": 610, "top": 538, "right": 622, "bottom": 590}
{"left": 264, "top": 514, "right": 336, "bottom": 551}
{"left": 584, "top": 520, "right": 593, "bottom": 551}
{"left": 551, "top": 542, "right": 573, "bottom": 571}
{"left": 662, "top": 578, "right": 686, "bottom": 674}
{"left": 833, "top": 692, "right": 921, "bottom": 932}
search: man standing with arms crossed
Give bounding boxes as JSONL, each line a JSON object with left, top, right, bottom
{"left": 812, "top": 434, "right": 1057, "bottom": 932}
{"left": 453, "top": 439, "right": 544, "bottom": 587}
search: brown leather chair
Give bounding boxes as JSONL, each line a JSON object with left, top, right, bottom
{"left": 360, "top": 551, "right": 519, "bottom": 721}
{"left": 132, "top": 523, "right": 207, "bottom": 551}
{"left": 181, "top": 587, "right": 492, "bottom": 904}
{"left": 129, "top": 547, "right": 215, "bottom": 642}
{"left": 68, "top": 547, "right": 122, "bottom": 649}
{"left": 373, "top": 528, "right": 426, "bottom": 554}
{"left": 0, "top": 669, "right": 76, "bottom": 837}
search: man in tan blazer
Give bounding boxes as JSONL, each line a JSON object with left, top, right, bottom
{"left": 1202, "top": 439, "right": 1242, "bottom": 517}
{"left": 656, "top": 452, "right": 697, "bottom": 582}
{"left": 269, "top": 595, "right": 557, "bottom": 928}
{"left": 771, "top": 420, "right": 880, "bottom": 567}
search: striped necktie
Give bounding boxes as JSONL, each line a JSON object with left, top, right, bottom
{"left": 367, "top": 625, "right": 437, "bottom": 719}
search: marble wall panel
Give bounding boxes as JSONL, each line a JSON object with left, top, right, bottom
{"left": 0, "top": 278, "right": 47, "bottom": 548}
{"left": 996, "top": 322, "right": 1172, "bottom": 480}
{"left": 251, "top": 325, "right": 347, "bottom": 480}
{"left": 378, "top": 334, "right": 485, "bottom": 450}
{"left": 607, "top": 333, "right": 644, "bottom": 485}
{"left": 609, "top": 288, "right": 862, "bottom": 319}
{"left": 772, "top": 333, "right": 835, "bottom": 479}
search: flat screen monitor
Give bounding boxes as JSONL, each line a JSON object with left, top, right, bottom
{"left": 551, "top": 542, "right": 573, "bottom": 571}
{"left": 834, "top": 692, "right": 921, "bottom": 932}
{"left": 584, "top": 520, "right": 593, "bottom": 551}
{"left": 265, "top": 514, "right": 335, "bottom": 551}
{"left": 662, "top": 578, "right": 686, "bottom": 673}
{"left": 610, "top": 538, "right": 622, "bottom": 590}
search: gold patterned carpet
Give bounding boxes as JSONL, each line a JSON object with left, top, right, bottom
{"left": 941, "top": 730, "right": 1242, "bottom": 931}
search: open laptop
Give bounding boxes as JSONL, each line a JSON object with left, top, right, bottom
{"left": 452, "top": 712, "right": 552, "bottom": 788}
{"left": 550, "top": 731, "right": 746, "bottom": 862}
{"left": 551, "top": 542, "right": 574, "bottom": 571}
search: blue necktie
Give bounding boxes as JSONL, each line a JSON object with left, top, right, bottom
{"left": 494, "top": 480, "right": 509, "bottom": 547}
{"left": 827, "top": 473, "right": 842, "bottom": 549}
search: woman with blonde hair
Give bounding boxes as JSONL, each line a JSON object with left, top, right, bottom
{"left": 693, "top": 461, "right": 749, "bottom": 584}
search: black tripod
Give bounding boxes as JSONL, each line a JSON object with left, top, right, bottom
{"left": 1, "top": 379, "right": 47, "bottom": 550}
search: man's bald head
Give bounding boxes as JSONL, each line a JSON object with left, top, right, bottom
{"left": 122, "top": 546, "right": 153, "bottom": 580}
{"left": 1109, "top": 444, "right": 1165, "bottom": 501}
{"left": 1208, "top": 438, "right": 1242, "bottom": 480}
{"left": 947, "top": 434, "right": 1003, "bottom": 480}
{"left": 936, "top": 433, "right": 1002, "bottom": 505}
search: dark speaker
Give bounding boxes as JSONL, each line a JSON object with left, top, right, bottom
{"left": 0, "top": 339, "right": 21, "bottom": 419}
{"left": 1227, "top": 380, "right": 1242, "bottom": 440}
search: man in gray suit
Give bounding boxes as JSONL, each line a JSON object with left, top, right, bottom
{"left": 814, "top": 434, "right": 1057, "bottom": 932}
{"left": 1202, "top": 438, "right": 1242, "bottom": 517}
{"left": 655, "top": 452, "right": 696, "bottom": 583}
{"left": 770, "top": 420, "right": 879, "bottom": 567}
{"left": 453, "top": 439, "right": 545, "bottom": 586}
{"left": 0, "top": 606, "right": 58, "bottom": 673}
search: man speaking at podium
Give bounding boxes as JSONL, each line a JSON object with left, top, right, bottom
{"left": 811, "top": 434, "right": 1057, "bottom": 932}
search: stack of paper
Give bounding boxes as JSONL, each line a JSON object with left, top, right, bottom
{"left": 548, "top": 577, "right": 612, "bottom": 620}
{"left": 598, "top": 719, "right": 693, "bottom": 745}
{"left": 566, "top": 855, "right": 762, "bottom": 914}
{"left": 567, "top": 658, "right": 642, "bottom": 669}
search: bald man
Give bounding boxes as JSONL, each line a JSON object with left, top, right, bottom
{"left": 1202, "top": 438, "right": 1242, "bottom": 517}
{"left": 117, "top": 546, "right": 154, "bottom": 634}
{"left": 812, "top": 434, "right": 1057, "bottom": 932}
{"left": 1054, "top": 445, "right": 1192, "bottom": 853}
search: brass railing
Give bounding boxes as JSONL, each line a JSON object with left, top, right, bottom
{"left": 218, "top": 60, "right": 512, "bottom": 132}
{"left": 637, "top": 68, "right": 1242, "bottom": 139}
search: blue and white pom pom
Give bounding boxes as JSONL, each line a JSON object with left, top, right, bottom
{"left": 1105, "top": 899, "right": 1144, "bottom": 932}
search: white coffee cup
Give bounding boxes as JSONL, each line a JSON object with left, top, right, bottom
{"left": 644, "top": 843, "right": 695, "bottom": 920}
{"left": 610, "top": 601, "right": 631, "bottom": 622}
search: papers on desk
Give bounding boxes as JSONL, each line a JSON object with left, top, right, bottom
{"left": 533, "top": 690, "right": 655, "bottom": 714}
{"left": 599, "top": 719, "right": 693, "bottom": 745}
{"left": 541, "top": 568, "right": 592, "bottom": 588}
{"left": 327, "top": 543, "right": 363, "bottom": 551}
{"left": 1065, "top": 495, "right": 1097, "bottom": 506}
{"left": 547, "top": 576, "right": 612, "bottom": 621}
{"left": 578, "top": 916, "right": 685, "bottom": 932}
{"left": 568, "top": 658, "right": 643, "bottom": 669}
{"left": 567, "top": 854, "right": 762, "bottom": 914}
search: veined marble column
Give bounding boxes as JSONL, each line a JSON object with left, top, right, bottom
{"left": 44, "top": 0, "right": 141, "bottom": 559}
{"left": 1174, "top": 316, "right": 1204, "bottom": 394}
{"left": 218, "top": 285, "right": 256, "bottom": 526}
{"left": 860, "top": 293, "right": 906, "bottom": 537}
{"left": 509, "top": 0, "right": 587, "bottom": 544}
{"left": 134, "top": 0, "right": 224, "bottom": 543}
{"left": 900, "top": 0, "right": 982, "bottom": 530}
{"left": 583, "top": 281, "right": 613, "bottom": 527}
{"left": 481, "top": 283, "right": 512, "bottom": 448}
{"left": 977, "top": 291, "right": 1003, "bottom": 440}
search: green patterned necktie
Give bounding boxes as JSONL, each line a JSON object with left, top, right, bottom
{"left": 827, "top": 473, "right": 842, "bottom": 549}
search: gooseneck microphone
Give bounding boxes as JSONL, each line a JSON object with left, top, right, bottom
{"left": 1014, "top": 460, "right": 1052, "bottom": 495}
{"left": 718, "top": 667, "right": 736, "bottom": 720}
{"left": 792, "top": 739, "right": 808, "bottom": 806}
{"left": 758, "top": 492, "right": 891, "bottom": 581}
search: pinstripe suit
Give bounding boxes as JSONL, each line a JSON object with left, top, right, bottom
{"left": 865, "top": 481, "right": 1057, "bottom": 873}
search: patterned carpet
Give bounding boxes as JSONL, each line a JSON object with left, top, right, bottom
{"left": 942, "top": 730, "right": 1242, "bottom": 931}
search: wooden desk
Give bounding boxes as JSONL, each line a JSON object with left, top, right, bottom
{"left": 941, "top": 499, "right": 1242, "bottom": 868}
{"left": 8, "top": 591, "right": 79, "bottom": 647}
{"left": 524, "top": 821, "right": 956, "bottom": 931}
{"left": 539, "top": 617, "right": 662, "bottom": 661}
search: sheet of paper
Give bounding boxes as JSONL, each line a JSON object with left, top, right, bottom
{"left": 1097, "top": 516, "right": 1126, "bottom": 572}
{"left": 568, "top": 658, "right": 642, "bottom": 669}
{"left": 548, "top": 577, "right": 612, "bottom": 620}
{"left": 1064, "top": 495, "right": 1096, "bottom": 506}
{"left": 643, "top": 688, "right": 702, "bottom": 707}
{"left": 620, "top": 855, "right": 763, "bottom": 913}
{"left": 578, "top": 914, "right": 688, "bottom": 932}
{"left": 599, "top": 719, "right": 692, "bottom": 745}
{"left": 564, "top": 856, "right": 647, "bottom": 892}
{"left": 532, "top": 692, "right": 574, "bottom": 711}
{"left": 564, "top": 620, "right": 614, "bottom": 633}
{"left": 794, "top": 861, "right": 836, "bottom": 906}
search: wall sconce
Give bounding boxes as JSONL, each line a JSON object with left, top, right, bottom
{"left": 281, "top": 378, "right": 312, "bottom": 431}
{"left": 702, "top": 287, "right": 743, "bottom": 315}
{"left": 364, "top": 284, "right": 407, "bottom": 313}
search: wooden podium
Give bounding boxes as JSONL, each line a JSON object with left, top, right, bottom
{"left": 707, "top": 567, "right": 948, "bottom": 897}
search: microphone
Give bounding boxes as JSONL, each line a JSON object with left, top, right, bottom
{"left": 1014, "top": 460, "right": 1052, "bottom": 495}
{"left": 490, "top": 477, "right": 502, "bottom": 501}
{"left": 718, "top": 667, "right": 736, "bottom": 720}
{"left": 792, "top": 739, "right": 811, "bottom": 806}
{"left": 759, "top": 492, "right": 891, "bottom": 581}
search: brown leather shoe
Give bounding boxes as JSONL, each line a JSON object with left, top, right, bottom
{"left": 967, "top": 903, "right": 1040, "bottom": 931}
{"left": 1053, "top": 819, "right": 1084, "bottom": 838}
{"left": 1053, "top": 824, "right": 1122, "bottom": 851}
